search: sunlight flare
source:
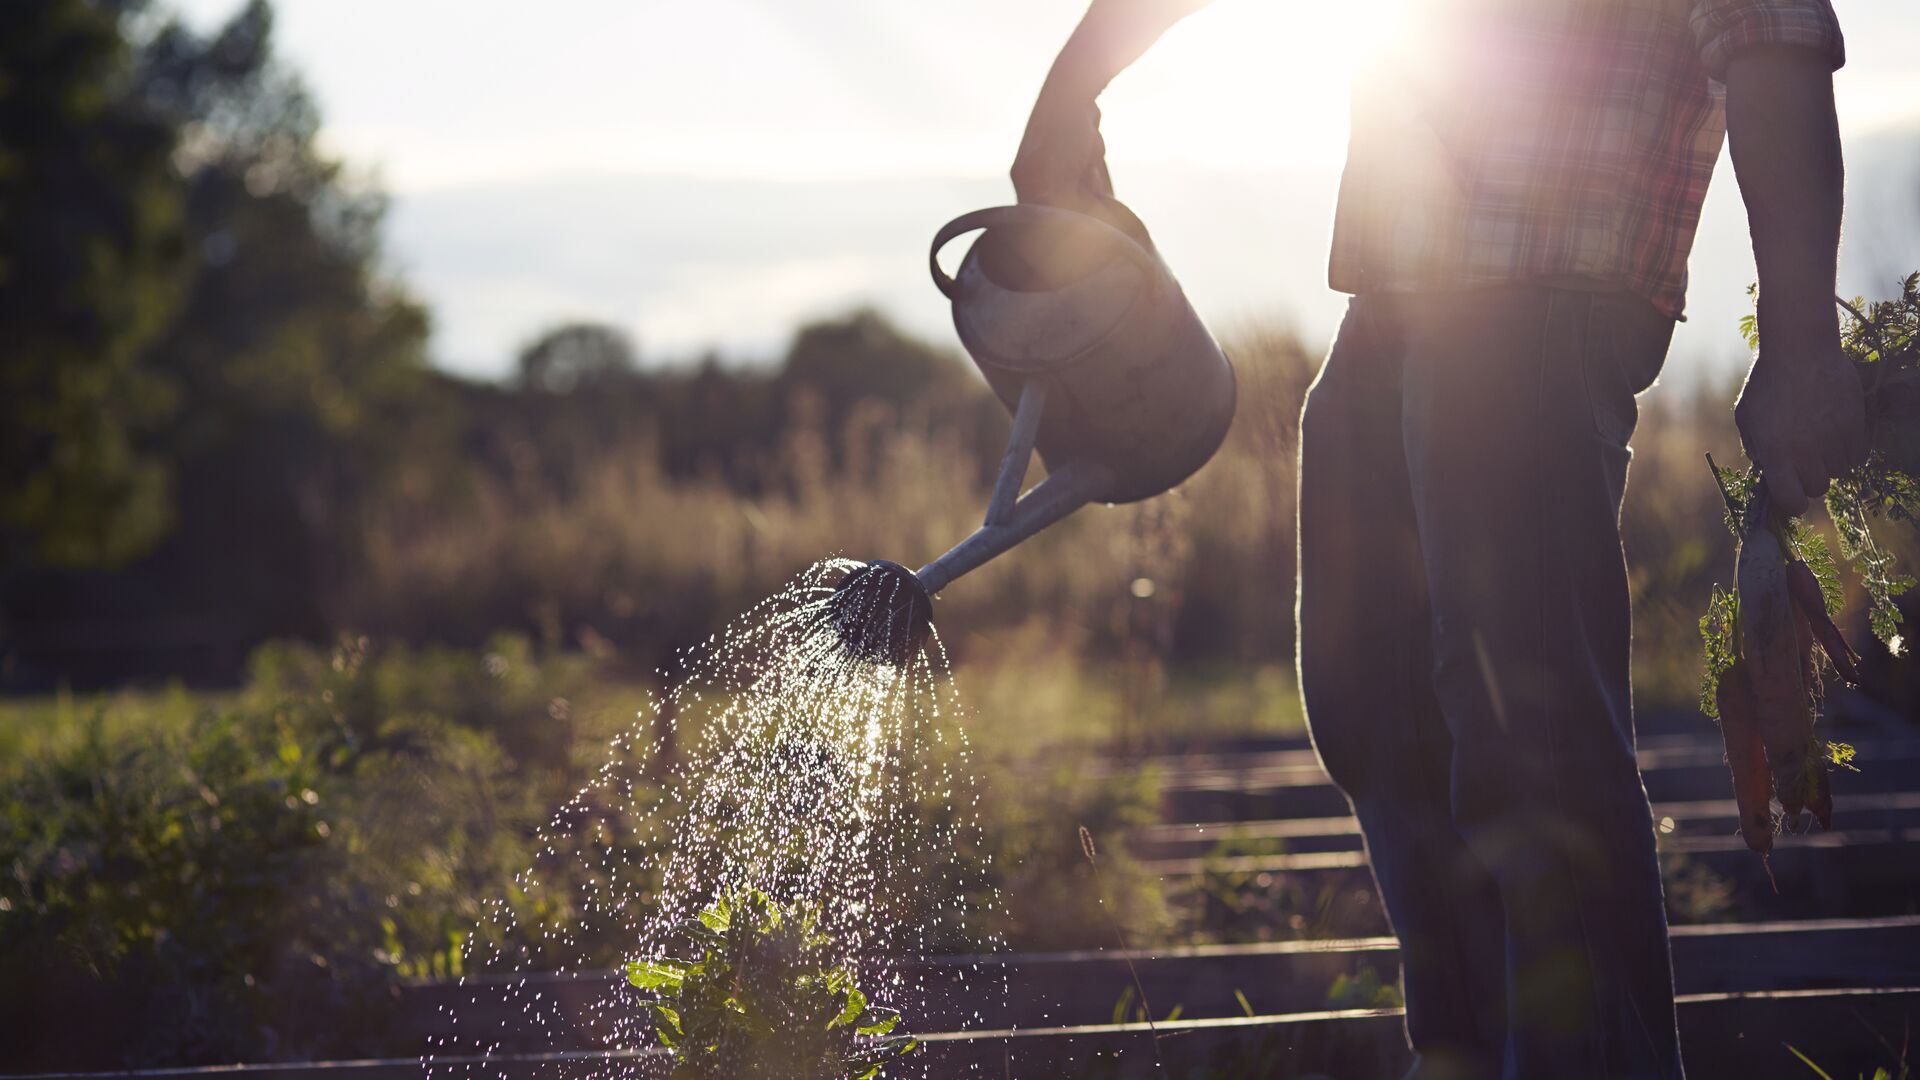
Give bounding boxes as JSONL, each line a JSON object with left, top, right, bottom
{"left": 1100, "top": 0, "right": 1410, "bottom": 171}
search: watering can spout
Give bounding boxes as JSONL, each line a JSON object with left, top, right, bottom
{"left": 828, "top": 201, "right": 1234, "bottom": 666}
{"left": 824, "top": 455, "right": 1114, "bottom": 666}
{"left": 825, "top": 560, "right": 933, "bottom": 667}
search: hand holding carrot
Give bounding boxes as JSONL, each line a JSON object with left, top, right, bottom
{"left": 1734, "top": 328, "right": 1869, "bottom": 516}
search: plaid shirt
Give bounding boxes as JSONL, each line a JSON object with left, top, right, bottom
{"left": 1328, "top": 0, "right": 1845, "bottom": 319}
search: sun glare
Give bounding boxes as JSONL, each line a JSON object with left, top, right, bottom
{"left": 1100, "top": 0, "right": 1408, "bottom": 172}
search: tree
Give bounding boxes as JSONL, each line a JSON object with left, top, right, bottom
{"left": 516, "top": 321, "right": 638, "bottom": 394}
{"left": 0, "top": 0, "right": 186, "bottom": 568}
{"left": 123, "top": 0, "right": 434, "bottom": 646}
{"left": 2, "top": 0, "right": 435, "bottom": 683}
{"left": 779, "top": 308, "right": 964, "bottom": 418}
{"left": 133, "top": 0, "right": 432, "bottom": 458}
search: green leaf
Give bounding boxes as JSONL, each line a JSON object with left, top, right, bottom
{"left": 1785, "top": 1043, "right": 1836, "bottom": 1080}
{"left": 855, "top": 1006, "right": 900, "bottom": 1036}
{"left": 626, "top": 959, "right": 688, "bottom": 990}
{"left": 1707, "top": 456, "right": 1756, "bottom": 537}
{"left": 1826, "top": 741, "right": 1860, "bottom": 772}
{"left": 676, "top": 917, "right": 722, "bottom": 945}
{"left": 1818, "top": 279, "right": 1920, "bottom": 658}
{"left": 648, "top": 1003, "right": 683, "bottom": 1046}
{"left": 831, "top": 987, "right": 867, "bottom": 1029}
{"left": 1699, "top": 584, "right": 1739, "bottom": 719}
{"left": 846, "top": 1031, "right": 918, "bottom": 1072}
{"left": 1788, "top": 526, "right": 1845, "bottom": 616}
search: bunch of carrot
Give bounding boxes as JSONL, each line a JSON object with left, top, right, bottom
{"left": 1702, "top": 274, "right": 1920, "bottom": 859}
{"left": 1711, "top": 486, "right": 1857, "bottom": 856}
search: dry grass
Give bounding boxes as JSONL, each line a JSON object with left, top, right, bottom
{"left": 337, "top": 320, "right": 1899, "bottom": 725}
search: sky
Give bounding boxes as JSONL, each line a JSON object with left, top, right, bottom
{"left": 173, "top": 0, "right": 1920, "bottom": 382}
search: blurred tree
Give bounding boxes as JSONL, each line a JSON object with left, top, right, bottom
{"left": 0, "top": 0, "right": 186, "bottom": 568}
{"left": 133, "top": 0, "right": 431, "bottom": 468}
{"left": 779, "top": 307, "right": 966, "bottom": 421}
{"left": 1, "top": 0, "right": 435, "bottom": 685}
{"left": 775, "top": 308, "right": 985, "bottom": 482}
{"left": 128, "top": 0, "right": 434, "bottom": 641}
{"left": 517, "top": 321, "right": 637, "bottom": 394}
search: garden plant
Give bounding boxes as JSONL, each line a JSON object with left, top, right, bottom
{"left": 625, "top": 889, "right": 916, "bottom": 1080}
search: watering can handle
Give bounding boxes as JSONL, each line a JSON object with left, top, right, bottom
{"left": 929, "top": 204, "right": 1158, "bottom": 300}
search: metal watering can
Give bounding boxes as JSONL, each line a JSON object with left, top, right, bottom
{"left": 828, "top": 202, "right": 1237, "bottom": 664}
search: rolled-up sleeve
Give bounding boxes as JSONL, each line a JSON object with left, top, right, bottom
{"left": 1688, "top": 0, "right": 1845, "bottom": 82}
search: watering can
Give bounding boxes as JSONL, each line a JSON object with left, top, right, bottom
{"left": 828, "top": 201, "right": 1236, "bottom": 664}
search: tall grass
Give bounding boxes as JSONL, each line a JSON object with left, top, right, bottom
{"left": 342, "top": 319, "right": 1908, "bottom": 715}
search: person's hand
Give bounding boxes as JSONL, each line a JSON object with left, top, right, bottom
{"left": 1734, "top": 326, "right": 1868, "bottom": 516}
{"left": 1011, "top": 97, "right": 1113, "bottom": 208}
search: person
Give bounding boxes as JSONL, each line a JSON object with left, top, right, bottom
{"left": 1013, "top": 2, "right": 1865, "bottom": 1077}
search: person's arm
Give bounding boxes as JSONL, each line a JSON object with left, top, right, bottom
{"left": 1011, "top": 0, "right": 1214, "bottom": 207}
{"left": 1725, "top": 44, "right": 1867, "bottom": 516}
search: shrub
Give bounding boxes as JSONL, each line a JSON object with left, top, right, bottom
{"left": 626, "top": 890, "right": 916, "bottom": 1080}
{"left": 0, "top": 638, "right": 548, "bottom": 1067}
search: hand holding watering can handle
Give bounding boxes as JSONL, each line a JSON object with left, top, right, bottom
{"left": 929, "top": 203, "right": 1160, "bottom": 300}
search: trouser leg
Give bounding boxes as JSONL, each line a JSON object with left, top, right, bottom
{"left": 1298, "top": 298, "right": 1507, "bottom": 1079}
{"left": 1396, "top": 286, "right": 1683, "bottom": 1079}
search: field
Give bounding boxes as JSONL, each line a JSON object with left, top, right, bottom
{"left": 7, "top": 321, "right": 1920, "bottom": 1074}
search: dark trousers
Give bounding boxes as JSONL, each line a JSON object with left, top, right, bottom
{"left": 1296, "top": 285, "right": 1684, "bottom": 1080}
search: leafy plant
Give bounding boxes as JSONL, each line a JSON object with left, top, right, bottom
{"left": 625, "top": 890, "right": 916, "bottom": 1080}
{"left": 1657, "top": 849, "right": 1738, "bottom": 924}
{"left": 1787, "top": 1042, "right": 1907, "bottom": 1080}
{"left": 1108, "top": 984, "right": 1184, "bottom": 1026}
{"left": 1326, "top": 966, "right": 1404, "bottom": 1010}
{"left": 0, "top": 634, "right": 619, "bottom": 1069}
{"left": 1080, "top": 826, "right": 1171, "bottom": 1076}
{"left": 1821, "top": 279, "right": 1920, "bottom": 653}
{"left": 1178, "top": 832, "right": 1378, "bottom": 945}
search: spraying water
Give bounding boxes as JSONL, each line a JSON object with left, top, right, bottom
{"left": 424, "top": 199, "right": 1233, "bottom": 1075}
{"left": 424, "top": 560, "right": 1003, "bottom": 1077}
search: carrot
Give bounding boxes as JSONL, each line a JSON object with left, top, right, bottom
{"left": 1784, "top": 557, "right": 1825, "bottom": 613}
{"left": 1736, "top": 518, "right": 1814, "bottom": 821}
{"left": 1780, "top": 604, "right": 1829, "bottom": 834}
{"left": 1807, "top": 757, "right": 1834, "bottom": 832}
{"left": 1786, "top": 558, "right": 1861, "bottom": 685}
{"left": 1714, "top": 661, "right": 1775, "bottom": 855}
{"left": 1793, "top": 602, "right": 1821, "bottom": 699}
